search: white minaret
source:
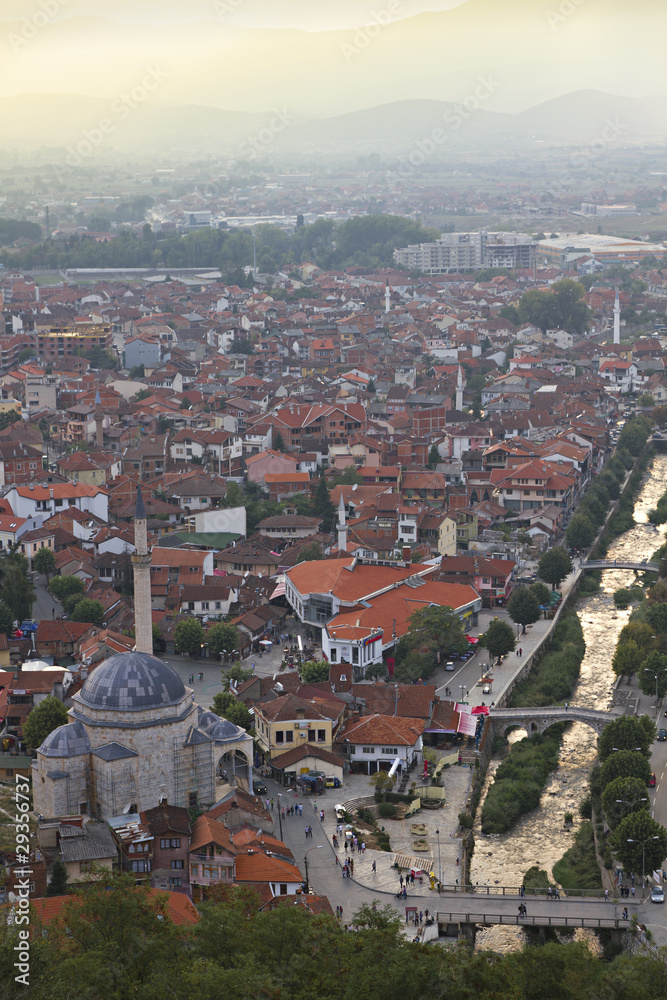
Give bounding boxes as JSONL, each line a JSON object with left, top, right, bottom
{"left": 131, "top": 486, "right": 154, "bottom": 654}
{"left": 385, "top": 280, "right": 391, "bottom": 315}
{"left": 337, "top": 493, "right": 348, "bottom": 553}
{"left": 455, "top": 365, "right": 464, "bottom": 411}
{"left": 613, "top": 288, "right": 620, "bottom": 345}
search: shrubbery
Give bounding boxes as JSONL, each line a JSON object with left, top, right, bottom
{"left": 552, "top": 822, "right": 603, "bottom": 893}
{"left": 508, "top": 612, "right": 585, "bottom": 708}
{"left": 480, "top": 728, "right": 563, "bottom": 834}
{"left": 377, "top": 802, "right": 397, "bottom": 819}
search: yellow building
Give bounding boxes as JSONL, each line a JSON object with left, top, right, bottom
{"left": 253, "top": 693, "right": 343, "bottom": 762}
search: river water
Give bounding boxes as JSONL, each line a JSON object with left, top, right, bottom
{"left": 472, "top": 454, "right": 667, "bottom": 952}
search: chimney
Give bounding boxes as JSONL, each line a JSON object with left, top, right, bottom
{"left": 296, "top": 707, "right": 305, "bottom": 719}
{"left": 403, "top": 546, "right": 411, "bottom": 564}
{"left": 50, "top": 489, "right": 54, "bottom": 499}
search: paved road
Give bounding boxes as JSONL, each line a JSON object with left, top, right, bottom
{"left": 31, "top": 574, "right": 62, "bottom": 623}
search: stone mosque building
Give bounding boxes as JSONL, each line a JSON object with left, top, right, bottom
{"left": 32, "top": 490, "right": 253, "bottom": 821}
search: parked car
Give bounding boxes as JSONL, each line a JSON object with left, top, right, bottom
{"left": 658, "top": 729, "right": 667, "bottom": 741}
{"left": 649, "top": 772, "right": 657, "bottom": 787}
{"left": 254, "top": 782, "right": 267, "bottom": 795}
{"left": 651, "top": 884, "right": 665, "bottom": 904}
{"left": 445, "top": 661, "right": 455, "bottom": 671}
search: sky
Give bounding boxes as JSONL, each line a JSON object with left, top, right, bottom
{"left": 0, "top": 0, "right": 665, "bottom": 121}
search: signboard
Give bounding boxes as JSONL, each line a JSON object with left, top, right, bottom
{"left": 363, "top": 632, "right": 383, "bottom": 647}
{"left": 457, "top": 712, "right": 477, "bottom": 737}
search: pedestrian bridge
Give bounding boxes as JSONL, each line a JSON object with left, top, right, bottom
{"left": 488, "top": 705, "right": 613, "bottom": 736}
{"left": 582, "top": 559, "right": 659, "bottom": 572}
{"left": 436, "top": 899, "right": 633, "bottom": 941}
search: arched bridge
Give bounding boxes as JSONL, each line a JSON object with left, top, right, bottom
{"left": 489, "top": 706, "right": 613, "bottom": 736}
{"left": 582, "top": 559, "right": 659, "bottom": 572}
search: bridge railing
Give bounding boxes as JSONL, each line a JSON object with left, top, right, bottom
{"left": 436, "top": 912, "right": 627, "bottom": 930}
{"left": 438, "top": 883, "right": 628, "bottom": 899}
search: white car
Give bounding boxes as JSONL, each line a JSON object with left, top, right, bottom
{"left": 445, "top": 661, "right": 455, "bottom": 671}
{"left": 651, "top": 885, "right": 665, "bottom": 904}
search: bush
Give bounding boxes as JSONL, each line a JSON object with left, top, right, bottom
{"left": 357, "top": 807, "right": 376, "bottom": 827}
{"left": 458, "top": 811, "right": 474, "bottom": 829}
{"left": 377, "top": 802, "right": 397, "bottom": 819}
{"left": 481, "top": 729, "right": 563, "bottom": 834}
{"left": 614, "top": 588, "right": 634, "bottom": 609}
{"left": 522, "top": 865, "right": 554, "bottom": 894}
{"left": 579, "top": 795, "right": 592, "bottom": 819}
{"left": 508, "top": 612, "right": 585, "bottom": 708}
{"left": 552, "top": 822, "right": 602, "bottom": 893}
{"left": 564, "top": 812, "right": 574, "bottom": 825}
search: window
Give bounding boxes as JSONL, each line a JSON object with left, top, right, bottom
{"left": 202, "top": 866, "right": 217, "bottom": 879}
{"left": 279, "top": 883, "right": 287, "bottom": 895}
{"left": 275, "top": 731, "right": 284, "bottom": 744}
{"left": 189, "top": 792, "right": 198, "bottom": 808}
{"left": 131, "top": 860, "right": 149, "bottom": 873}
{"left": 330, "top": 648, "right": 337, "bottom": 662}
{"left": 317, "top": 729, "right": 326, "bottom": 742}
{"left": 191, "top": 865, "right": 198, "bottom": 876}
{"left": 171, "top": 859, "right": 184, "bottom": 869}
{"left": 169, "top": 877, "right": 182, "bottom": 888}
{"left": 285, "top": 731, "right": 294, "bottom": 743}
{"left": 362, "top": 746, "right": 374, "bottom": 754}
{"left": 382, "top": 747, "right": 398, "bottom": 755}
{"left": 352, "top": 647, "right": 359, "bottom": 664}
{"left": 308, "top": 730, "right": 315, "bottom": 742}
{"left": 160, "top": 838, "right": 181, "bottom": 849}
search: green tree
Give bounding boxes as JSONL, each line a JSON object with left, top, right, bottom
{"left": 222, "top": 662, "right": 253, "bottom": 691}
{"left": 22, "top": 694, "right": 68, "bottom": 749}
{"left": 70, "top": 598, "right": 105, "bottom": 626}
{"left": 367, "top": 378, "right": 376, "bottom": 394}
{"left": 599, "top": 748, "right": 652, "bottom": 791}
{"left": 566, "top": 513, "right": 595, "bottom": 551}
{"left": 330, "top": 466, "right": 364, "bottom": 487}
{"left": 0, "top": 600, "right": 13, "bottom": 636}
{"left": 173, "top": 617, "right": 205, "bottom": 654}
{"left": 407, "top": 605, "right": 467, "bottom": 657}
{"left": 273, "top": 430, "right": 286, "bottom": 452}
{"left": 638, "top": 650, "right": 667, "bottom": 700}
{"left": 507, "top": 586, "right": 541, "bottom": 633}
{"left": 598, "top": 716, "right": 652, "bottom": 763}
{"left": 601, "top": 776, "right": 650, "bottom": 829}
{"left": 537, "top": 548, "right": 572, "bottom": 589}
{"left": 611, "top": 811, "right": 667, "bottom": 878}
{"left": 33, "top": 545, "right": 56, "bottom": 582}
{"left": 210, "top": 691, "right": 252, "bottom": 730}
{"left": 427, "top": 444, "right": 439, "bottom": 469}
{"left": 299, "top": 659, "right": 329, "bottom": 683}
{"left": 152, "top": 622, "right": 166, "bottom": 653}
{"left": 612, "top": 640, "right": 645, "bottom": 679}
{"left": 206, "top": 622, "right": 240, "bottom": 657}
{"left": 617, "top": 620, "right": 655, "bottom": 653}
{"left": 480, "top": 618, "right": 516, "bottom": 661}
{"left": 530, "top": 582, "right": 552, "bottom": 608}
{"left": 313, "top": 476, "right": 336, "bottom": 532}
{"left": 296, "top": 542, "right": 323, "bottom": 563}
{"left": 645, "top": 602, "right": 667, "bottom": 634}
{"left": 46, "top": 859, "right": 69, "bottom": 896}
{"left": 0, "top": 560, "right": 35, "bottom": 621}
{"left": 370, "top": 770, "right": 396, "bottom": 800}
{"left": 49, "top": 574, "right": 85, "bottom": 602}
{"left": 0, "top": 409, "right": 21, "bottom": 431}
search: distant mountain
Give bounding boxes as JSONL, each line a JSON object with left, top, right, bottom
{"left": 1, "top": 90, "right": 665, "bottom": 160}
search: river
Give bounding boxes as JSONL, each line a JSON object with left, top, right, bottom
{"left": 472, "top": 453, "right": 667, "bottom": 952}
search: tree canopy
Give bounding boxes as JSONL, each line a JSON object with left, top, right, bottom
{"left": 33, "top": 545, "right": 56, "bottom": 581}
{"left": 206, "top": 622, "right": 240, "bottom": 656}
{"left": 173, "top": 617, "right": 205, "bottom": 654}
{"left": 299, "top": 659, "right": 330, "bottom": 684}
{"left": 507, "top": 586, "right": 541, "bottom": 631}
{"left": 537, "top": 548, "right": 572, "bottom": 590}
{"left": 597, "top": 716, "right": 652, "bottom": 763}
{"left": 22, "top": 694, "right": 68, "bottom": 749}
{"left": 480, "top": 618, "right": 516, "bottom": 661}
{"left": 70, "top": 598, "right": 105, "bottom": 626}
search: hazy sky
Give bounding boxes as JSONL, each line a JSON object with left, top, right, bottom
{"left": 1, "top": 0, "right": 665, "bottom": 119}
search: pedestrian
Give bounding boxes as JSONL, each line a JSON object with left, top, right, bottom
{"left": 320, "top": 809, "right": 324, "bottom": 823}
{"left": 519, "top": 647, "right": 522, "bottom": 656}
{"left": 631, "top": 886, "right": 635, "bottom": 898}
{"left": 400, "top": 875, "right": 404, "bottom": 887}
{"left": 632, "top": 874, "right": 635, "bottom": 886}
{"left": 344, "top": 840, "right": 348, "bottom": 852}
{"left": 565, "top": 701, "right": 568, "bottom": 711}
{"left": 335, "top": 854, "right": 340, "bottom": 866}
{"left": 309, "top": 825, "right": 313, "bottom": 838}
{"left": 270, "top": 798, "right": 274, "bottom": 810}
{"left": 554, "top": 889, "right": 560, "bottom": 900}
{"left": 548, "top": 886, "right": 552, "bottom": 900}
{"left": 605, "top": 888, "right": 609, "bottom": 901}
{"left": 419, "top": 910, "right": 423, "bottom": 924}
{"left": 353, "top": 836, "right": 357, "bottom": 851}
{"left": 52, "top": 607, "right": 55, "bottom": 618}
{"left": 313, "top": 799, "right": 318, "bottom": 813}
{"left": 299, "top": 803, "right": 303, "bottom": 815}
{"left": 361, "top": 842, "right": 366, "bottom": 854}
{"left": 372, "top": 860, "right": 376, "bottom": 873}
{"left": 622, "top": 907, "right": 628, "bottom": 920}
{"left": 349, "top": 858, "right": 354, "bottom": 875}
{"left": 402, "top": 885, "right": 407, "bottom": 898}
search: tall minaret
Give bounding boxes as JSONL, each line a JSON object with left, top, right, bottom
{"left": 613, "top": 288, "right": 620, "bottom": 345}
{"left": 455, "top": 365, "right": 464, "bottom": 412}
{"left": 385, "top": 280, "right": 391, "bottom": 315}
{"left": 131, "top": 486, "right": 153, "bottom": 654}
{"left": 337, "top": 493, "right": 348, "bottom": 553}
{"left": 94, "top": 388, "right": 104, "bottom": 449}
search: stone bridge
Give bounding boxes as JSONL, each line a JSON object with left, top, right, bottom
{"left": 582, "top": 559, "right": 659, "bottom": 572}
{"left": 488, "top": 705, "right": 612, "bottom": 736}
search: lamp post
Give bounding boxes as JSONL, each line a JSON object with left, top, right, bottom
{"left": 627, "top": 835, "right": 659, "bottom": 895}
{"left": 277, "top": 793, "right": 283, "bottom": 842}
{"left": 304, "top": 845, "right": 322, "bottom": 894}
{"left": 435, "top": 828, "right": 442, "bottom": 886}
{"left": 616, "top": 796, "right": 648, "bottom": 820}
{"left": 459, "top": 685, "right": 468, "bottom": 704}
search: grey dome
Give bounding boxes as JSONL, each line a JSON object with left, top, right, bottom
{"left": 39, "top": 720, "right": 91, "bottom": 757}
{"left": 78, "top": 652, "right": 186, "bottom": 712}
{"left": 198, "top": 710, "right": 220, "bottom": 729}
{"left": 207, "top": 718, "right": 245, "bottom": 741}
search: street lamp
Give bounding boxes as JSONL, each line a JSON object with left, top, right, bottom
{"left": 435, "top": 828, "right": 442, "bottom": 886}
{"left": 616, "top": 797, "right": 648, "bottom": 818}
{"left": 627, "top": 835, "right": 659, "bottom": 894}
{"left": 459, "top": 685, "right": 468, "bottom": 704}
{"left": 304, "top": 845, "right": 322, "bottom": 894}
{"left": 277, "top": 793, "right": 283, "bottom": 842}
